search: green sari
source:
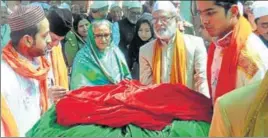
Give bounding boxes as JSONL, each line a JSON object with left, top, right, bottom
{"left": 70, "top": 24, "right": 131, "bottom": 90}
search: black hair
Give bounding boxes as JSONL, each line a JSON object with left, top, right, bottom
{"left": 10, "top": 25, "right": 39, "bottom": 47}
{"left": 213, "top": 0, "right": 240, "bottom": 14}
{"left": 72, "top": 13, "right": 88, "bottom": 37}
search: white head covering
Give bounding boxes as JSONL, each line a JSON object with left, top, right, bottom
{"left": 252, "top": 1, "right": 268, "bottom": 19}
{"left": 237, "top": 1, "right": 243, "bottom": 16}
{"left": 122, "top": 1, "right": 131, "bottom": 8}
{"left": 152, "top": 1, "right": 176, "bottom": 13}
{"left": 128, "top": 1, "right": 142, "bottom": 9}
{"left": 110, "top": 2, "right": 121, "bottom": 10}
{"left": 90, "top": 1, "right": 109, "bottom": 9}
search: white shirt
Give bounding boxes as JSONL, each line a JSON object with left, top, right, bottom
{"left": 1, "top": 59, "right": 41, "bottom": 137}
{"left": 211, "top": 32, "right": 268, "bottom": 101}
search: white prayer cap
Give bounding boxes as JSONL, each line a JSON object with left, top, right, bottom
{"left": 90, "top": 1, "right": 109, "bottom": 9}
{"left": 122, "top": 1, "right": 131, "bottom": 8}
{"left": 110, "top": 2, "right": 121, "bottom": 9}
{"left": 128, "top": 1, "right": 142, "bottom": 9}
{"left": 152, "top": 1, "right": 176, "bottom": 14}
{"left": 252, "top": 1, "right": 268, "bottom": 19}
{"left": 237, "top": 1, "right": 243, "bottom": 16}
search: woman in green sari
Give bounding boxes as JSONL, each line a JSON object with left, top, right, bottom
{"left": 70, "top": 20, "right": 131, "bottom": 90}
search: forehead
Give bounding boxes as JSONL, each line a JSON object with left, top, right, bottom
{"left": 196, "top": 1, "right": 217, "bottom": 11}
{"left": 129, "top": 7, "right": 142, "bottom": 12}
{"left": 258, "top": 15, "right": 268, "bottom": 23}
{"left": 140, "top": 23, "right": 150, "bottom": 28}
{"left": 111, "top": 7, "right": 121, "bottom": 12}
{"left": 78, "top": 19, "right": 89, "bottom": 25}
{"left": 152, "top": 10, "right": 172, "bottom": 17}
{"left": 38, "top": 18, "right": 50, "bottom": 33}
{"left": 93, "top": 24, "right": 110, "bottom": 33}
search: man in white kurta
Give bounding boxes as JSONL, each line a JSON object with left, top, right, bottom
{"left": 139, "top": 1, "right": 209, "bottom": 98}
{"left": 1, "top": 5, "right": 52, "bottom": 137}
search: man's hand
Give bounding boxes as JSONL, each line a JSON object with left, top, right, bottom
{"left": 48, "top": 86, "right": 68, "bottom": 103}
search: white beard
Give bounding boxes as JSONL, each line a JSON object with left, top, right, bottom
{"left": 154, "top": 21, "right": 177, "bottom": 40}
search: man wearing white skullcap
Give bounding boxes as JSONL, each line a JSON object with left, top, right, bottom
{"left": 139, "top": 1, "right": 209, "bottom": 98}
{"left": 1, "top": 5, "right": 52, "bottom": 137}
{"left": 112, "top": 1, "right": 143, "bottom": 67}
{"left": 253, "top": 1, "right": 268, "bottom": 47}
{"left": 88, "top": 1, "right": 109, "bottom": 22}
{"left": 107, "top": 2, "right": 122, "bottom": 22}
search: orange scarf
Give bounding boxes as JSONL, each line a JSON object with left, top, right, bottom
{"left": 1, "top": 95, "right": 19, "bottom": 137}
{"left": 207, "top": 17, "right": 252, "bottom": 104}
{"left": 2, "top": 42, "right": 50, "bottom": 113}
{"left": 51, "top": 45, "right": 69, "bottom": 90}
{"left": 152, "top": 29, "right": 187, "bottom": 85}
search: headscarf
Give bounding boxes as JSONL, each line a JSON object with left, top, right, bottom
{"left": 128, "top": 14, "right": 154, "bottom": 69}
{"left": 70, "top": 20, "right": 131, "bottom": 90}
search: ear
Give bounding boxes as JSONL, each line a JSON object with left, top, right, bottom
{"left": 22, "top": 35, "right": 34, "bottom": 47}
{"left": 230, "top": 5, "right": 239, "bottom": 17}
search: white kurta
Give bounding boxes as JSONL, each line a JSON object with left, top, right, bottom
{"left": 1, "top": 59, "right": 41, "bottom": 137}
{"left": 139, "top": 34, "right": 210, "bottom": 98}
{"left": 211, "top": 32, "right": 268, "bottom": 101}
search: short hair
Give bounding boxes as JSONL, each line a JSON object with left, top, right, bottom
{"left": 10, "top": 25, "right": 39, "bottom": 47}
{"left": 213, "top": 0, "right": 240, "bottom": 14}
{"left": 91, "top": 20, "right": 112, "bottom": 32}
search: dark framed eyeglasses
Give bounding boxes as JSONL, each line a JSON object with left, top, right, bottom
{"left": 93, "top": 33, "right": 111, "bottom": 39}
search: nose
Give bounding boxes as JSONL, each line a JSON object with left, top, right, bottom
{"left": 200, "top": 15, "right": 209, "bottom": 25}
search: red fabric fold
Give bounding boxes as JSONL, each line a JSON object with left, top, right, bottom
{"left": 56, "top": 80, "right": 212, "bottom": 131}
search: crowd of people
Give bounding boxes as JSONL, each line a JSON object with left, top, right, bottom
{"left": 1, "top": 0, "right": 268, "bottom": 137}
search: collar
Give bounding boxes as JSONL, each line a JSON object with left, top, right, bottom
{"left": 159, "top": 34, "right": 176, "bottom": 47}
{"left": 215, "top": 31, "right": 233, "bottom": 48}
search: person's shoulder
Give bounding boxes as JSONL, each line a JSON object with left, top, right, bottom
{"left": 140, "top": 39, "right": 156, "bottom": 52}
{"left": 183, "top": 34, "right": 204, "bottom": 42}
{"left": 217, "top": 80, "right": 261, "bottom": 110}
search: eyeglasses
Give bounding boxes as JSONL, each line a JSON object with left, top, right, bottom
{"left": 94, "top": 33, "right": 111, "bottom": 39}
{"left": 128, "top": 11, "right": 142, "bottom": 16}
{"left": 152, "top": 16, "right": 175, "bottom": 24}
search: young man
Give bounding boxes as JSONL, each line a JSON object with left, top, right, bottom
{"left": 1, "top": 5, "right": 52, "bottom": 137}
{"left": 253, "top": 1, "right": 268, "bottom": 47}
{"left": 196, "top": 0, "right": 268, "bottom": 104}
{"left": 139, "top": 1, "right": 209, "bottom": 98}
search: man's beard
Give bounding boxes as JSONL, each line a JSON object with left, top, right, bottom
{"left": 154, "top": 21, "right": 177, "bottom": 40}
{"left": 127, "top": 16, "right": 139, "bottom": 24}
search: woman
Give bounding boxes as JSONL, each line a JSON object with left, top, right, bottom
{"left": 128, "top": 14, "right": 154, "bottom": 79}
{"left": 70, "top": 20, "right": 131, "bottom": 90}
{"left": 64, "top": 13, "right": 89, "bottom": 68}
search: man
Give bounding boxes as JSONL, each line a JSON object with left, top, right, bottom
{"left": 209, "top": 71, "right": 268, "bottom": 136}
{"left": 139, "top": 1, "right": 209, "bottom": 98}
{"left": 71, "top": 4, "right": 80, "bottom": 14}
{"left": 113, "top": 1, "right": 143, "bottom": 67}
{"left": 122, "top": 1, "right": 131, "bottom": 18}
{"left": 1, "top": 5, "right": 52, "bottom": 137}
{"left": 46, "top": 7, "right": 72, "bottom": 102}
{"left": 87, "top": 1, "right": 109, "bottom": 23}
{"left": 1, "top": 0, "right": 11, "bottom": 48}
{"left": 253, "top": 1, "right": 268, "bottom": 47}
{"left": 196, "top": 0, "right": 268, "bottom": 104}
{"left": 107, "top": 2, "right": 123, "bottom": 23}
